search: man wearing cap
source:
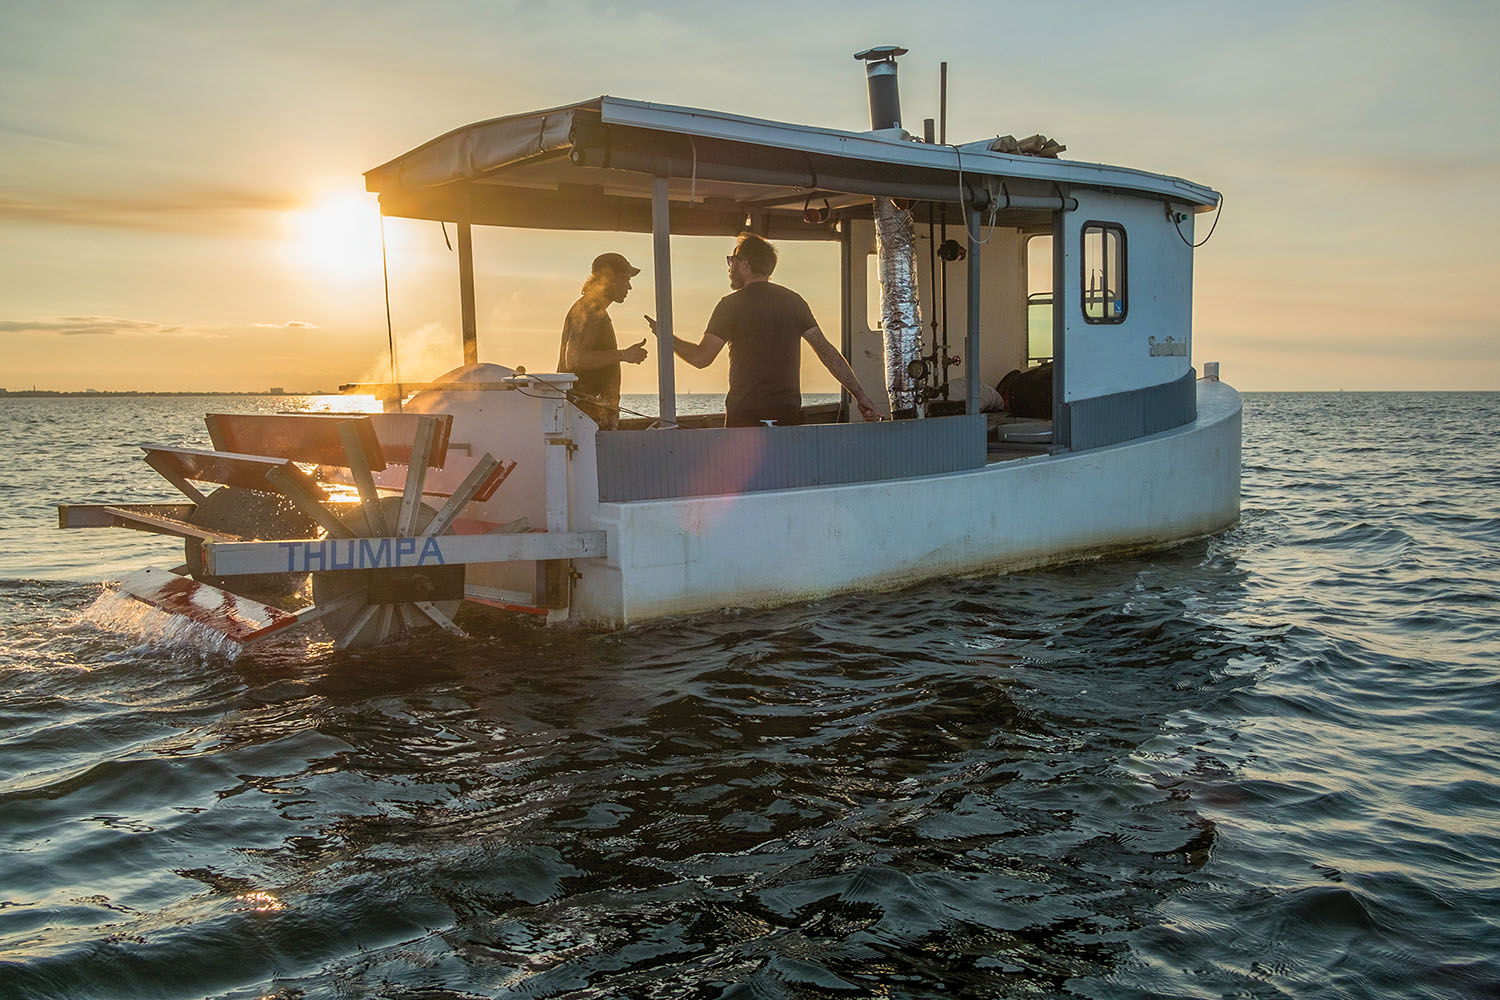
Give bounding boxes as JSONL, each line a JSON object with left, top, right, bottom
{"left": 558, "top": 253, "right": 649, "bottom": 430}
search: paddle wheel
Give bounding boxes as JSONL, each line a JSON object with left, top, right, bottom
{"left": 60, "top": 374, "right": 607, "bottom": 649}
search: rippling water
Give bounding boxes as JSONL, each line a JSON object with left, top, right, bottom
{"left": 1, "top": 392, "right": 1497, "bottom": 999}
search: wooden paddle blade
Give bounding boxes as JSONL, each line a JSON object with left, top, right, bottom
{"left": 114, "top": 567, "right": 301, "bottom": 644}
{"left": 396, "top": 416, "right": 440, "bottom": 537}
{"left": 422, "top": 454, "right": 502, "bottom": 538}
{"left": 337, "top": 419, "right": 389, "bottom": 537}
{"left": 410, "top": 600, "right": 467, "bottom": 637}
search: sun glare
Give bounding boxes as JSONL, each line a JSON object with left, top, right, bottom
{"left": 292, "top": 190, "right": 381, "bottom": 280}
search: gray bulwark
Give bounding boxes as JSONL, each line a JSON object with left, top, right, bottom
{"left": 1066, "top": 369, "right": 1198, "bottom": 452}
{"left": 596, "top": 415, "right": 985, "bottom": 502}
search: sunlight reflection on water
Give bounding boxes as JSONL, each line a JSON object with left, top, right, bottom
{"left": 0, "top": 392, "right": 1497, "bottom": 999}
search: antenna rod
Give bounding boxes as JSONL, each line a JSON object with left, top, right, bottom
{"left": 939, "top": 61, "right": 948, "bottom": 145}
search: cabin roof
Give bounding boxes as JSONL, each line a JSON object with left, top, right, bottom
{"left": 365, "top": 96, "right": 1219, "bottom": 239}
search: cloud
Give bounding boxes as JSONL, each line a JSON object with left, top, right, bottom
{"left": 1217, "top": 326, "right": 1500, "bottom": 364}
{"left": 0, "top": 315, "right": 323, "bottom": 338}
{"left": 1226, "top": 150, "right": 1500, "bottom": 189}
{"left": 0, "top": 315, "right": 220, "bottom": 338}
{"left": 0, "top": 187, "right": 298, "bottom": 233}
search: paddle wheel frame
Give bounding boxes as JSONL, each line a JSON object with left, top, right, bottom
{"left": 59, "top": 374, "right": 606, "bottom": 649}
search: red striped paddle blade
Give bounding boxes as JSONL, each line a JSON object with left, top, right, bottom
{"left": 115, "top": 568, "right": 301, "bottom": 645}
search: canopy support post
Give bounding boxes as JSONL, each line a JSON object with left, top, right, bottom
{"left": 457, "top": 221, "right": 478, "bottom": 366}
{"left": 965, "top": 206, "right": 982, "bottom": 416}
{"left": 651, "top": 176, "right": 677, "bottom": 427}
{"left": 1051, "top": 205, "right": 1070, "bottom": 451}
{"left": 839, "top": 221, "right": 853, "bottom": 422}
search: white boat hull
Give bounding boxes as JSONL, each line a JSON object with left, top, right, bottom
{"left": 573, "top": 380, "right": 1241, "bottom": 625}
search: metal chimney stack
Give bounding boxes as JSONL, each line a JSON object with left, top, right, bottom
{"left": 854, "top": 46, "right": 907, "bottom": 130}
{"left": 856, "top": 45, "right": 922, "bottom": 417}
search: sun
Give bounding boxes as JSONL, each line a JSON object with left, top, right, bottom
{"left": 291, "top": 189, "right": 382, "bottom": 280}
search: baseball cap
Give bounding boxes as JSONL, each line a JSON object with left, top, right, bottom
{"left": 591, "top": 252, "right": 641, "bottom": 277}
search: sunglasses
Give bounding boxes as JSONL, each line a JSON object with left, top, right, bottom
{"left": 725, "top": 254, "right": 742, "bottom": 266}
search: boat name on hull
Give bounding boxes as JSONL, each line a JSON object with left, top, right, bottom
{"left": 278, "top": 537, "right": 446, "bottom": 572}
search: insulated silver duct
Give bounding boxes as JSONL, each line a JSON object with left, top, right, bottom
{"left": 874, "top": 196, "right": 923, "bottom": 414}
{"left": 857, "top": 45, "right": 923, "bottom": 416}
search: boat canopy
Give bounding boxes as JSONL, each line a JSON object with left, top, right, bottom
{"left": 361, "top": 95, "right": 1221, "bottom": 428}
{"left": 364, "top": 96, "right": 1220, "bottom": 237}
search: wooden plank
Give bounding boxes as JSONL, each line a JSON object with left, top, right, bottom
{"left": 472, "top": 458, "right": 516, "bottom": 503}
{"left": 340, "top": 381, "right": 517, "bottom": 397}
{"left": 423, "top": 455, "right": 502, "bottom": 537}
{"left": 338, "top": 420, "right": 389, "bottom": 537}
{"left": 144, "top": 451, "right": 210, "bottom": 504}
{"left": 288, "top": 588, "right": 366, "bottom": 627}
{"left": 202, "top": 530, "right": 608, "bottom": 577}
{"left": 205, "top": 412, "right": 452, "bottom": 470}
{"left": 264, "top": 465, "right": 355, "bottom": 539}
{"left": 464, "top": 588, "right": 550, "bottom": 616}
{"left": 205, "top": 413, "right": 386, "bottom": 471}
{"left": 375, "top": 605, "right": 396, "bottom": 644}
{"left": 396, "top": 602, "right": 427, "bottom": 632}
{"left": 392, "top": 455, "right": 512, "bottom": 501}
{"left": 88, "top": 506, "right": 245, "bottom": 543}
{"left": 368, "top": 412, "right": 451, "bottom": 469}
{"left": 141, "top": 445, "right": 329, "bottom": 496}
{"left": 464, "top": 583, "right": 542, "bottom": 609}
{"left": 396, "top": 416, "right": 438, "bottom": 536}
{"left": 537, "top": 559, "right": 569, "bottom": 610}
{"left": 412, "top": 600, "right": 467, "bottom": 637}
{"left": 335, "top": 604, "right": 381, "bottom": 649}
{"left": 115, "top": 568, "right": 300, "bottom": 644}
{"left": 59, "top": 503, "right": 197, "bottom": 529}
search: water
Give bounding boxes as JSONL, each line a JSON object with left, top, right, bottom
{"left": 1, "top": 392, "right": 1498, "bottom": 999}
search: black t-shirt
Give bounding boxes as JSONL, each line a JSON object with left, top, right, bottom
{"left": 704, "top": 282, "right": 816, "bottom": 426}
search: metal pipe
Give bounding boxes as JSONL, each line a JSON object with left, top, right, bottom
{"left": 939, "top": 62, "right": 948, "bottom": 146}
{"left": 457, "top": 221, "right": 477, "bottom": 366}
{"left": 839, "top": 221, "right": 853, "bottom": 422}
{"left": 1051, "top": 205, "right": 1068, "bottom": 449}
{"left": 939, "top": 203, "right": 950, "bottom": 390}
{"left": 965, "top": 205, "right": 982, "bottom": 416}
{"left": 855, "top": 46, "right": 906, "bottom": 130}
{"left": 928, "top": 209, "right": 938, "bottom": 391}
{"left": 875, "top": 196, "right": 922, "bottom": 415}
{"left": 650, "top": 176, "right": 676, "bottom": 427}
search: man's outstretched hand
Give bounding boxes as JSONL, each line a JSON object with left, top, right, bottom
{"left": 621, "top": 339, "right": 648, "bottom": 365}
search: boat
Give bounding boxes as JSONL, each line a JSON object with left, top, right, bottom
{"left": 58, "top": 47, "right": 1240, "bottom": 647}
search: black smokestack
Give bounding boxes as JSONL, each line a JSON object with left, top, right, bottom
{"left": 854, "top": 45, "right": 908, "bottom": 131}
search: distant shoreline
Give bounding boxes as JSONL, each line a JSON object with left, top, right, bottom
{"left": 1, "top": 388, "right": 1492, "bottom": 399}
{"left": 0, "top": 390, "right": 330, "bottom": 398}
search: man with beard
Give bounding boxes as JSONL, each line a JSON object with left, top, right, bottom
{"left": 558, "top": 252, "right": 649, "bottom": 430}
{"left": 666, "top": 233, "right": 881, "bottom": 427}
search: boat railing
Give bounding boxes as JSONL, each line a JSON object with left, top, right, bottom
{"left": 595, "top": 413, "right": 986, "bottom": 502}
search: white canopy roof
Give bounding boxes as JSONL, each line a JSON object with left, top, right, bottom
{"left": 365, "top": 96, "right": 1219, "bottom": 237}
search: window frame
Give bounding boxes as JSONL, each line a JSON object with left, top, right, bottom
{"left": 1024, "top": 233, "right": 1055, "bottom": 364}
{"left": 1079, "top": 221, "right": 1128, "bottom": 325}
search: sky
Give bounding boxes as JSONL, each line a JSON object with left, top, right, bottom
{"left": 2, "top": 0, "right": 1497, "bottom": 393}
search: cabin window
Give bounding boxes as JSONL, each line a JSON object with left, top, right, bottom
{"left": 1080, "top": 222, "right": 1126, "bottom": 323}
{"left": 1026, "top": 234, "right": 1054, "bottom": 364}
